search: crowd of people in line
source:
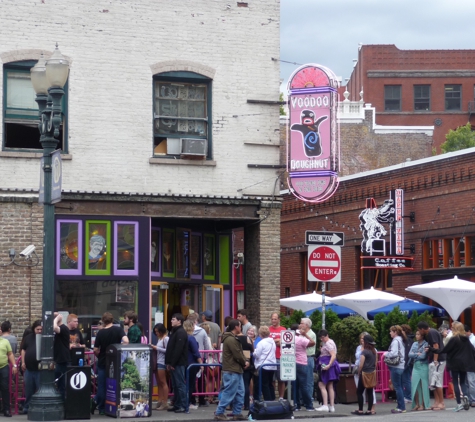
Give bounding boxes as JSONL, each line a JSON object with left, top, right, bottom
{"left": 353, "top": 321, "right": 475, "bottom": 415}
{"left": 143, "top": 309, "right": 343, "bottom": 420}
{"left": 7, "top": 309, "right": 475, "bottom": 419}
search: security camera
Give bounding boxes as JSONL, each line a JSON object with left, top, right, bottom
{"left": 20, "top": 245, "right": 36, "bottom": 258}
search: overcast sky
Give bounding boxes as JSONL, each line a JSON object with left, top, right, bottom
{"left": 280, "top": 0, "right": 475, "bottom": 92}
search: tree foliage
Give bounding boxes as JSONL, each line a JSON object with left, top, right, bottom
{"left": 121, "top": 357, "right": 142, "bottom": 391}
{"left": 372, "top": 308, "right": 437, "bottom": 350}
{"left": 279, "top": 92, "right": 286, "bottom": 116}
{"left": 329, "top": 316, "right": 378, "bottom": 363}
{"left": 280, "top": 308, "right": 341, "bottom": 342}
{"left": 441, "top": 123, "right": 475, "bottom": 153}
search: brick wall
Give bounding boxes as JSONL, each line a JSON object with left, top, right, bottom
{"left": 0, "top": 0, "right": 281, "bottom": 198}
{"left": 347, "top": 45, "right": 475, "bottom": 149}
{"left": 245, "top": 200, "right": 282, "bottom": 326}
{"left": 0, "top": 199, "right": 44, "bottom": 344}
{"left": 280, "top": 108, "right": 433, "bottom": 181}
{"left": 281, "top": 149, "right": 475, "bottom": 311}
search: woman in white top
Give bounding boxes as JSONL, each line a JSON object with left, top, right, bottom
{"left": 253, "top": 326, "right": 277, "bottom": 401}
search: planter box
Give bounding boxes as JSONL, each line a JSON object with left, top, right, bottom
{"left": 336, "top": 373, "right": 358, "bottom": 404}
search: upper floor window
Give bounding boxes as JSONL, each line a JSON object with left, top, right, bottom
{"left": 153, "top": 71, "right": 211, "bottom": 159}
{"left": 414, "top": 85, "right": 430, "bottom": 111}
{"left": 422, "top": 236, "right": 475, "bottom": 269}
{"left": 384, "top": 85, "right": 401, "bottom": 111}
{"left": 445, "top": 84, "right": 461, "bottom": 111}
{"left": 3, "top": 60, "right": 67, "bottom": 152}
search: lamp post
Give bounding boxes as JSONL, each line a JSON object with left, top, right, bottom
{"left": 29, "top": 44, "right": 69, "bottom": 421}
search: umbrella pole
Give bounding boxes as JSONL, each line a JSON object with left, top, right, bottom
{"left": 322, "top": 282, "right": 326, "bottom": 329}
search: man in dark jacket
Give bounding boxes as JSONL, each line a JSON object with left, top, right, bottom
{"left": 165, "top": 313, "right": 188, "bottom": 413}
{"left": 215, "top": 319, "right": 249, "bottom": 421}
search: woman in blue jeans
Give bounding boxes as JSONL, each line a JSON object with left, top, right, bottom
{"left": 384, "top": 325, "right": 406, "bottom": 413}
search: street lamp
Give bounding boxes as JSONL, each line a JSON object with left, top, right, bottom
{"left": 29, "top": 44, "right": 69, "bottom": 422}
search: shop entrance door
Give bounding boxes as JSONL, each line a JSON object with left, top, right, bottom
{"left": 202, "top": 284, "right": 223, "bottom": 328}
{"left": 151, "top": 282, "right": 168, "bottom": 331}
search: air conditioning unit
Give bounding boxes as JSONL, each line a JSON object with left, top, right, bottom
{"left": 180, "top": 138, "right": 208, "bottom": 157}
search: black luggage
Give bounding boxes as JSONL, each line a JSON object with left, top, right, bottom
{"left": 249, "top": 400, "right": 294, "bottom": 420}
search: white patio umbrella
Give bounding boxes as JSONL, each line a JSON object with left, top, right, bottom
{"left": 406, "top": 276, "right": 475, "bottom": 320}
{"left": 279, "top": 291, "right": 331, "bottom": 312}
{"left": 330, "top": 287, "right": 405, "bottom": 319}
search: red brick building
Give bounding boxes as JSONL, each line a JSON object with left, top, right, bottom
{"left": 281, "top": 147, "right": 475, "bottom": 327}
{"left": 346, "top": 45, "right": 475, "bottom": 150}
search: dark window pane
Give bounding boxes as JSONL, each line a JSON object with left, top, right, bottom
{"left": 414, "top": 85, "right": 430, "bottom": 111}
{"left": 384, "top": 85, "right": 401, "bottom": 111}
{"left": 445, "top": 85, "right": 461, "bottom": 110}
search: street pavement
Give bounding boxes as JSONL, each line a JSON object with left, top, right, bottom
{"left": 10, "top": 397, "right": 472, "bottom": 422}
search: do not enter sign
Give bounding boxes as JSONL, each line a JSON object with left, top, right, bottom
{"left": 308, "top": 245, "right": 341, "bottom": 282}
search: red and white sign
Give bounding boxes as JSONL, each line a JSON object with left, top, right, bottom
{"left": 308, "top": 245, "right": 341, "bottom": 282}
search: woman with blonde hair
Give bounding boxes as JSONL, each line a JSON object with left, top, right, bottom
{"left": 430, "top": 321, "right": 475, "bottom": 412}
{"left": 383, "top": 325, "right": 406, "bottom": 413}
{"left": 253, "top": 325, "right": 276, "bottom": 401}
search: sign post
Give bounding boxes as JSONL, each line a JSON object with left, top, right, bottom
{"left": 306, "top": 231, "right": 344, "bottom": 329}
{"left": 280, "top": 330, "right": 296, "bottom": 404}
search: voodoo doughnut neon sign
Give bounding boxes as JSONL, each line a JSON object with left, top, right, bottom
{"left": 287, "top": 64, "right": 340, "bottom": 203}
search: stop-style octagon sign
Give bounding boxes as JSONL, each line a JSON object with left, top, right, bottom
{"left": 308, "top": 245, "right": 341, "bottom": 282}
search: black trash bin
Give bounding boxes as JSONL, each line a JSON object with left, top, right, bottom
{"left": 105, "top": 343, "right": 152, "bottom": 418}
{"left": 64, "top": 365, "right": 91, "bottom": 419}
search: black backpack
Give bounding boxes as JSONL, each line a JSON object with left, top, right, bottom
{"left": 249, "top": 399, "right": 294, "bottom": 420}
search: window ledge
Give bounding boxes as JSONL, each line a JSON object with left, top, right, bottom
{"left": 244, "top": 141, "right": 281, "bottom": 147}
{"left": 0, "top": 151, "right": 72, "bottom": 160}
{"left": 149, "top": 157, "right": 216, "bottom": 166}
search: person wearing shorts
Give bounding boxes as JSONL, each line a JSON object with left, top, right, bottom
{"left": 417, "top": 321, "right": 446, "bottom": 410}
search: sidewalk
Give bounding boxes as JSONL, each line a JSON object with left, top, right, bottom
{"left": 10, "top": 398, "right": 461, "bottom": 422}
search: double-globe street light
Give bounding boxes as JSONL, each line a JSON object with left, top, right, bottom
{"left": 29, "top": 44, "right": 69, "bottom": 421}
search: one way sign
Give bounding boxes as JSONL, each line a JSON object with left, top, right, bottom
{"left": 305, "top": 231, "right": 344, "bottom": 246}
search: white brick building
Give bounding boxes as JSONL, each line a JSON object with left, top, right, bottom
{"left": 0, "top": 0, "right": 282, "bottom": 337}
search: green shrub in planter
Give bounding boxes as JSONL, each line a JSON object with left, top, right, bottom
{"left": 373, "top": 306, "right": 408, "bottom": 350}
{"left": 280, "top": 308, "right": 340, "bottom": 335}
{"left": 329, "top": 316, "right": 378, "bottom": 364}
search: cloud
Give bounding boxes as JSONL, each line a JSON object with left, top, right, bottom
{"left": 281, "top": 0, "right": 475, "bottom": 90}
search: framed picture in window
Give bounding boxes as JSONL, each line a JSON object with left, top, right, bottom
{"left": 162, "top": 229, "right": 175, "bottom": 277}
{"left": 191, "top": 233, "right": 202, "bottom": 279}
{"left": 56, "top": 219, "right": 82, "bottom": 275}
{"left": 114, "top": 221, "right": 138, "bottom": 276}
{"left": 204, "top": 234, "right": 215, "bottom": 280}
{"left": 176, "top": 228, "right": 191, "bottom": 279}
{"left": 151, "top": 228, "right": 161, "bottom": 276}
{"left": 116, "top": 284, "right": 135, "bottom": 303}
{"left": 85, "top": 220, "right": 111, "bottom": 275}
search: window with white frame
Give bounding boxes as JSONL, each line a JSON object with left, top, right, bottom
{"left": 384, "top": 85, "right": 401, "bottom": 111}
{"left": 3, "top": 60, "right": 67, "bottom": 151}
{"left": 153, "top": 71, "right": 211, "bottom": 159}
